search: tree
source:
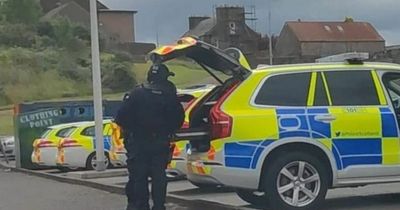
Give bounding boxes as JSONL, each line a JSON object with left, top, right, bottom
{"left": 1, "top": 0, "right": 42, "bottom": 25}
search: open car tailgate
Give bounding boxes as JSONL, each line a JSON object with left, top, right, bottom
{"left": 149, "top": 37, "right": 250, "bottom": 77}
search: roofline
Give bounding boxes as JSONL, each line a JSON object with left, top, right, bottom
{"left": 97, "top": 0, "right": 109, "bottom": 9}
{"left": 255, "top": 62, "right": 400, "bottom": 73}
{"left": 286, "top": 20, "right": 371, "bottom": 24}
{"left": 285, "top": 21, "right": 385, "bottom": 42}
{"left": 98, "top": 9, "right": 137, "bottom": 14}
{"left": 298, "top": 40, "right": 385, "bottom": 43}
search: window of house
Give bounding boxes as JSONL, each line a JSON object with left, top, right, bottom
{"left": 324, "top": 70, "right": 380, "bottom": 106}
{"left": 254, "top": 72, "right": 311, "bottom": 106}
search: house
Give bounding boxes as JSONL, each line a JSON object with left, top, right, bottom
{"left": 274, "top": 19, "right": 385, "bottom": 62}
{"left": 183, "top": 6, "right": 267, "bottom": 56}
{"left": 40, "top": 0, "right": 107, "bottom": 14}
{"left": 98, "top": 9, "right": 137, "bottom": 43}
{"left": 373, "top": 45, "right": 400, "bottom": 64}
{"left": 40, "top": 0, "right": 137, "bottom": 44}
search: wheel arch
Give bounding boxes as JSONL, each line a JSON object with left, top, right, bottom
{"left": 257, "top": 138, "right": 338, "bottom": 190}
{"left": 85, "top": 150, "right": 111, "bottom": 167}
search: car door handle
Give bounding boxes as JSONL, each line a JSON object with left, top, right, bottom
{"left": 314, "top": 115, "right": 336, "bottom": 123}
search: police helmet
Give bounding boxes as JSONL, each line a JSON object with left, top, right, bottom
{"left": 147, "top": 64, "right": 175, "bottom": 82}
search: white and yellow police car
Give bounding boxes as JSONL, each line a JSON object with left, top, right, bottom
{"left": 152, "top": 37, "right": 400, "bottom": 210}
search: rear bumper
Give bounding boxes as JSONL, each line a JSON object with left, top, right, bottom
{"left": 187, "top": 156, "right": 261, "bottom": 189}
{"left": 187, "top": 172, "right": 223, "bottom": 186}
{"left": 167, "top": 158, "right": 187, "bottom": 177}
{"left": 37, "top": 147, "right": 57, "bottom": 166}
{"left": 110, "top": 152, "right": 127, "bottom": 167}
{"left": 58, "top": 147, "right": 90, "bottom": 168}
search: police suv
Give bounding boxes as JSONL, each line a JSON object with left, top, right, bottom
{"left": 152, "top": 37, "right": 400, "bottom": 210}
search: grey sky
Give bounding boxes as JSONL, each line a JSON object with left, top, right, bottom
{"left": 103, "top": 0, "right": 400, "bottom": 46}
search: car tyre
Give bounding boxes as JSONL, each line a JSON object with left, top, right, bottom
{"left": 236, "top": 189, "right": 268, "bottom": 207}
{"left": 86, "top": 152, "right": 111, "bottom": 170}
{"left": 264, "top": 152, "right": 329, "bottom": 210}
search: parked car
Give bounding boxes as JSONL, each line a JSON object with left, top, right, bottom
{"left": 109, "top": 86, "right": 215, "bottom": 178}
{"left": 167, "top": 85, "right": 214, "bottom": 179}
{"left": 31, "top": 122, "right": 85, "bottom": 168}
{"left": 0, "top": 136, "right": 15, "bottom": 157}
{"left": 56, "top": 120, "right": 117, "bottom": 170}
{"left": 152, "top": 37, "right": 400, "bottom": 210}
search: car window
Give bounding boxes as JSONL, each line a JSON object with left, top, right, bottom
{"left": 255, "top": 72, "right": 311, "bottom": 106}
{"left": 314, "top": 72, "right": 330, "bottom": 106}
{"left": 55, "top": 127, "right": 76, "bottom": 138}
{"left": 80, "top": 124, "right": 108, "bottom": 137}
{"left": 324, "top": 71, "right": 380, "bottom": 106}
{"left": 382, "top": 73, "right": 400, "bottom": 109}
{"left": 81, "top": 126, "right": 95, "bottom": 137}
{"left": 40, "top": 128, "right": 52, "bottom": 138}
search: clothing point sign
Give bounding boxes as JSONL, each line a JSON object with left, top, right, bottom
{"left": 19, "top": 109, "right": 61, "bottom": 128}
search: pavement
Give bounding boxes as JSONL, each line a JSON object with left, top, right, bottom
{"left": 3, "top": 158, "right": 400, "bottom": 210}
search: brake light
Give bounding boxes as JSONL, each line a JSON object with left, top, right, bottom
{"left": 37, "top": 140, "right": 56, "bottom": 148}
{"left": 59, "top": 139, "right": 81, "bottom": 148}
{"left": 208, "top": 145, "right": 216, "bottom": 160}
{"left": 173, "top": 145, "right": 181, "bottom": 157}
{"left": 209, "top": 82, "right": 240, "bottom": 140}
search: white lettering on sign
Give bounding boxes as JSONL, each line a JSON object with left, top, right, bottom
{"left": 19, "top": 110, "right": 59, "bottom": 128}
{"left": 28, "top": 119, "right": 54, "bottom": 128}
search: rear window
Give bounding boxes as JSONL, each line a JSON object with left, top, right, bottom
{"left": 81, "top": 126, "right": 95, "bottom": 137}
{"left": 55, "top": 127, "right": 76, "bottom": 138}
{"left": 40, "top": 128, "right": 52, "bottom": 138}
{"left": 80, "top": 124, "right": 108, "bottom": 137}
{"left": 254, "top": 72, "right": 311, "bottom": 106}
{"left": 324, "top": 71, "right": 380, "bottom": 106}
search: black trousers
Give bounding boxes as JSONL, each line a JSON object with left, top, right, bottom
{"left": 126, "top": 139, "right": 170, "bottom": 210}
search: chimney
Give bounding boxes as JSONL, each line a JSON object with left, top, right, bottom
{"left": 189, "top": 16, "right": 210, "bottom": 30}
{"left": 216, "top": 6, "right": 245, "bottom": 24}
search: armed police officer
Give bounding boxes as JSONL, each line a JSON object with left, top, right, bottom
{"left": 116, "top": 64, "right": 185, "bottom": 210}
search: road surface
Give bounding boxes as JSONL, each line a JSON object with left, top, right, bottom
{"left": 0, "top": 167, "right": 231, "bottom": 210}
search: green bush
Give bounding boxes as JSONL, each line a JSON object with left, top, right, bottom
{"left": 0, "top": 23, "right": 37, "bottom": 47}
{"left": 102, "top": 61, "right": 137, "bottom": 92}
{"left": 0, "top": 0, "right": 42, "bottom": 25}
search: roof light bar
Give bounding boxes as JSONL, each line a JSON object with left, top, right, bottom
{"left": 316, "top": 52, "right": 369, "bottom": 64}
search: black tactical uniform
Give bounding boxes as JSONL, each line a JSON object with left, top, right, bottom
{"left": 116, "top": 64, "right": 184, "bottom": 210}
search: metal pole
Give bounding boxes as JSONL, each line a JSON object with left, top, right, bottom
{"left": 268, "top": 10, "right": 273, "bottom": 65}
{"left": 89, "top": 0, "right": 106, "bottom": 171}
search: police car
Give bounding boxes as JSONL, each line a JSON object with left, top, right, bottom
{"left": 56, "top": 120, "right": 118, "bottom": 170}
{"left": 151, "top": 37, "right": 400, "bottom": 210}
{"left": 167, "top": 85, "right": 214, "bottom": 179}
{"left": 32, "top": 122, "right": 83, "bottom": 169}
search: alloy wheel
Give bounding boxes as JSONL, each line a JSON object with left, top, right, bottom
{"left": 276, "top": 161, "right": 321, "bottom": 207}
